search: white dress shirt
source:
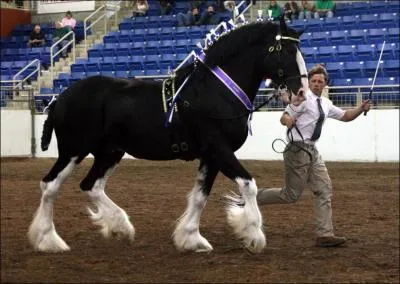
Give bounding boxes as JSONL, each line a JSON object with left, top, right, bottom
{"left": 284, "top": 89, "right": 345, "bottom": 144}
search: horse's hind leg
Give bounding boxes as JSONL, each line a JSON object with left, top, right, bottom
{"left": 173, "top": 160, "right": 218, "bottom": 253}
{"left": 80, "top": 151, "right": 135, "bottom": 241}
{"left": 28, "top": 156, "right": 78, "bottom": 252}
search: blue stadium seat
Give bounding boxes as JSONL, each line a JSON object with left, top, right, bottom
{"left": 318, "top": 46, "right": 337, "bottom": 62}
{"left": 378, "top": 12, "right": 398, "bottom": 26}
{"left": 304, "top": 18, "right": 323, "bottom": 32}
{"left": 310, "top": 31, "right": 330, "bottom": 46}
{"left": 100, "top": 62, "right": 115, "bottom": 72}
{"left": 116, "top": 70, "right": 129, "bottom": 78}
{"left": 86, "top": 71, "right": 101, "bottom": 77}
{"left": 71, "top": 71, "right": 86, "bottom": 79}
{"left": 348, "top": 29, "right": 367, "bottom": 44}
{"left": 355, "top": 44, "right": 376, "bottom": 61}
{"left": 364, "top": 60, "right": 381, "bottom": 78}
{"left": 382, "top": 60, "right": 399, "bottom": 77}
{"left": 352, "top": 77, "right": 372, "bottom": 86}
{"left": 128, "top": 61, "right": 144, "bottom": 71}
{"left": 359, "top": 14, "right": 379, "bottom": 29}
{"left": 330, "top": 30, "right": 348, "bottom": 45}
{"left": 336, "top": 45, "right": 356, "bottom": 61}
{"left": 100, "top": 71, "right": 115, "bottom": 77}
{"left": 368, "top": 28, "right": 387, "bottom": 44}
{"left": 343, "top": 61, "right": 365, "bottom": 78}
{"left": 342, "top": 16, "right": 359, "bottom": 30}
{"left": 301, "top": 47, "right": 317, "bottom": 62}
{"left": 86, "top": 62, "right": 100, "bottom": 72}
{"left": 377, "top": 42, "right": 399, "bottom": 60}
{"left": 368, "top": 1, "right": 388, "bottom": 13}
{"left": 387, "top": 27, "right": 399, "bottom": 42}
{"left": 331, "top": 78, "right": 352, "bottom": 86}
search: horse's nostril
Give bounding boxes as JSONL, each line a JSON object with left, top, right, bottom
{"left": 298, "top": 90, "right": 304, "bottom": 97}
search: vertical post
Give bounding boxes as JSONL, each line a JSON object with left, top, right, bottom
{"left": 29, "top": 87, "right": 36, "bottom": 158}
{"left": 72, "top": 32, "right": 76, "bottom": 62}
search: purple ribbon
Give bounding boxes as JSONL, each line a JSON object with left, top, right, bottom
{"left": 196, "top": 52, "right": 254, "bottom": 112}
{"left": 196, "top": 51, "right": 254, "bottom": 135}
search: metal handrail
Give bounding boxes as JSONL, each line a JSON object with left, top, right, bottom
{"left": 106, "top": 0, "right": 122, "bottom": 26}
{"left": 12, "top": 59, "right": 41, "bottom": 91}
{"left": 84, "top": 4, "right": 107, "bottom": 55}
{"left": 50, "top": 30, "right": 76, "bottom": 83}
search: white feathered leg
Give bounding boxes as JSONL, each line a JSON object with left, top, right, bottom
{"left": 87, "top": 166, "right": 135, "bottom": 241}
{"left": 173, "top": 167, "right": 213, "bottom": 252}
{"left": 28, "top": 157, "right": 77, "bottom": 252}
{"left": 226, "top": 178, "right": 266, "bottom": 253}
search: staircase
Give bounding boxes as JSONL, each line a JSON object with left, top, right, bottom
{"left": 38, "top": 1, "right": 132, "bottom": 92}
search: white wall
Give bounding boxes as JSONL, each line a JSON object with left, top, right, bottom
{"left": 1, "top": 109, "right": 399, "bottom": 162}
{"left": 235, "top": 109, "right": 399, "bottom": 162}
{"left": 1, "top": 110, "right": 31, "bottom": 157}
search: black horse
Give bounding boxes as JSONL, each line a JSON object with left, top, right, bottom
{"left": 28, "top": 19, "right": 308, "bottom": 253}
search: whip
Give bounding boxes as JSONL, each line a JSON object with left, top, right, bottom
{"left": 364, "top": 41, "right": 385, "bottom": 116}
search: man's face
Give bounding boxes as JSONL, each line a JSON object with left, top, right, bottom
{"left": 192, "top": 7, "right": 199, "bottom": 15}
{"left": 309, "top": 74, "right": 327, "bottom": 96}
{"left": 34, "top": 26, "right": 41, "bottom": 33}
{"left": 66, "top": 13, "right": 71, "bottom": 19}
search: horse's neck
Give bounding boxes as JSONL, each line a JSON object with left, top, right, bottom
{"left": 220, "top": 48, "right": 265, "bottom": 103}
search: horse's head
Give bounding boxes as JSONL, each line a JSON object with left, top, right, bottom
{"left": 263, "top": 18, "right": 308, "bottom": 105}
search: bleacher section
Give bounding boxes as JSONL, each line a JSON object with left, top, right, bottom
{"left": 1, "top": 1, "right": 399, "bottom": 111}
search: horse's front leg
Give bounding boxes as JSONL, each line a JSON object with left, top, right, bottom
{"left": 173, "top": 159, "right": 218, "bottom": 253}
{"left": 214, "top": 142, "right": 266, "bottom": 253}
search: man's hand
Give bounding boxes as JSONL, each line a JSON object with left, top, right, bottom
{"left": 281, "top": 113, "right": 296, "bottom": 129}
{"left": 361, "top": 99, "right": 372, "bottom": 112}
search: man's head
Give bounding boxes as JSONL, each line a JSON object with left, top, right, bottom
{"left": 65, "top": 11, "right": 72, "bottom": 19}
{"left": 270, "top": 0, "right": 277, "bottom": 7}
{"left": 191, "top": 7, "right": 199, "bottom": 15}
{"left": 308, "top": 64, "right": 329, "bottom": 96}
{"left": 34, "top": 24, "right": 41, "bottom": 33}
{"left": 207, "top": 5, "right": 215, "bottom": 14}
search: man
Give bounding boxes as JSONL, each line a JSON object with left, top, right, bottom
{"left": 28, "top": 24, "right": 45, "bottom": 48}
{"left": 53, "top": 21, "right": 72, "bottom": 58}
{"left": 177, "top": 6, "right": 201, "bottom": 27}
{"left": 257, "top": 64, "right": 372, "bottom": 247}
{"left": 314, "top": 0, "right": 335, "bottom": 19}
{"left": 198, "top": 4, "right": 222, "bottom": 25}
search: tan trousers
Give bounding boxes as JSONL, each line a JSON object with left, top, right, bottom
{"left": 257, "top": 142, "right": 334, "bottom": 237}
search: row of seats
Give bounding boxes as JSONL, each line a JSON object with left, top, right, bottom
{"left": 289, "top": 12, "right": 398, "bottom": 32}
{"left": 334, "top": 1, "right": 399, "bottom": 16}
{"left": 70, "top": 54, "right": 187, "bottom": 73}
{"left": 321, "top": 60, "right": 399, "bottom": 79}
{"left": 301, "top": 28, "right": 399, "bottom": 46}
{"left": 303, "top": 43, "right": 399, "bottom": 63}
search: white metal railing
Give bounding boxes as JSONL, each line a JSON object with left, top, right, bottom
{"left": 12, "top": 59, "right": 41, "bottom": 91}
{"left": 84, "top": 4, "right": 107, "bottom": 55}
{"left": 50, "top": 30, "right": 76, "bottom": 83}
{"left": 106, "top": 0, "right": 122, "bottom": 25}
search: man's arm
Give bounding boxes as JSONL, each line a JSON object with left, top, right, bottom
{"left": 340, "top": 100, "right": 372, "bottom": 122}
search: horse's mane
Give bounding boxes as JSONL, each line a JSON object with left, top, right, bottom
{"left": 204, "top": 21, "right": 279, "bottom": 67}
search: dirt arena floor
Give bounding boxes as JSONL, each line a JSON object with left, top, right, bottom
{"left": 1, "top": 158, "right": 399, "bottom": 283}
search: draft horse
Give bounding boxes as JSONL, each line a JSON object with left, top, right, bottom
{"left": 28, "top": 19, "right": 308, "bottom": 253}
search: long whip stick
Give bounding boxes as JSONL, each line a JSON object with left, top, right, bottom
{"left": 364, "top": 40, "right": 385, "bottom": 116}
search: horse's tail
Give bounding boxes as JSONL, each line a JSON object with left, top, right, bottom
{"left": 41, "top": 99, "right": 57, "bottom": 151}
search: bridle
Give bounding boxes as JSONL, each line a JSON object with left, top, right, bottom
{"left": 253, "top": 33, "right": 308, "bottom": 112}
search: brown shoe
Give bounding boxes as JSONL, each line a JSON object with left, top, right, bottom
{"left": 316, "top": 236, "right": 346, "bottom": 247}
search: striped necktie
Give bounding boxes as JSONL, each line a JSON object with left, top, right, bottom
{"left": 311, "top": 98, "right": 325, "bottom": 141}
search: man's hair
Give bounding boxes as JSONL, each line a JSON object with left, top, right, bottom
{"left": 308, "top": 64, "right": 329, "bottom": 83}
{"left": 66, "top": 11, "right": 72, "bottom": 16}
